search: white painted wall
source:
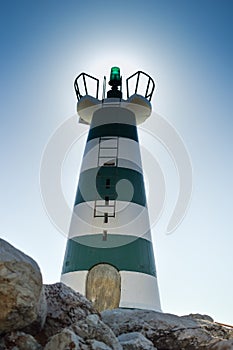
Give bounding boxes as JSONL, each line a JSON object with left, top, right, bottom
{"left": 120, "top": 271, "right": 162, "bottom": 312}
{"left": 61, "top": 270, "right": 162, "bottom": 312}
{"left": 69, "top": 201, "right": 152, "bottom": 243}
{"left": 81, "top": 137, "right": 143, "bottom": 174}
{"left": 61, "top": 270, "right": 88, "bottom": 296}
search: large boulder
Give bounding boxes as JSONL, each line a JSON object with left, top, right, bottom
{"left": 102, "top": 309, "right": 232, "bottom": 350}
{"left": 44, "top": 326, "right": 118, "bottom": 350}
{"left": 0, "top": 239, "right": 46, "bottom": 334}
{"left": 44, "top": 328, "right": 88, "bottom": 350}
{"left": 88, "top": 340, "right": 112, "bottom": 350}
{"left": 211, "top": 339, "right": 233, "bottom": 349}
{"left": 36, "top": 282, "right": 99, "bottom": 345}
{"left": 0, "top": 331, "right": 42, "bottom": 350}
{"left": 44, "top": 315, "right": 123, "bottom": 350}
{"left": 118, "top": 332, "right": 156, "bottom": 349}
{"left": 71, "top": 314, "right": 122, "bottom": 350}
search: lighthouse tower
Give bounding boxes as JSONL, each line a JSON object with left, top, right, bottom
{"left": 61, "top": 67, "right": 161, "bottom": 312}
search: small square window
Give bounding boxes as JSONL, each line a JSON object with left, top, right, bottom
{"left": 104, "top": 213, "right": 108, "bottom": 223}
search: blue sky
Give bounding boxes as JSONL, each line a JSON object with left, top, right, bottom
{"left": 1, "top": 0, "right": 233, "bottom": 324}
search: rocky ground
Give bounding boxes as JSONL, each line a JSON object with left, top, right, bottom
{"left": 0, "top": 238, "right": 232, "bottom": 350}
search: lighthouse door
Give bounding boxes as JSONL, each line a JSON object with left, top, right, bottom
{"left": 86, "top": 264, "right": 121, "bottom": 312}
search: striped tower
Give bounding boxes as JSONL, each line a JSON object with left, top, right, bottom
{"left": 61, "top": 68, "right": 161, "bottom": 312}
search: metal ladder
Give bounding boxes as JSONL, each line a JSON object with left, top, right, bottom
{"left": 94, "top": 136, "right": 119, "bottom": 221}
{"left": 97, "top": 136, "right": 119, "bottom": 167}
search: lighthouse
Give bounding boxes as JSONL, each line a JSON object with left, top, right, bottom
{"left": 61, "top": 67, "right": 161, "bottom": 312}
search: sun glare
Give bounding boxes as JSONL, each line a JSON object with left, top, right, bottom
{"left": 83, "top": 47, "right": 149, "bottom": 98}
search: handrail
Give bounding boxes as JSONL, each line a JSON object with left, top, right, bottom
{"left": 74, "top": 73, "right": 99, "bottom": 101}
{"left": 74, "top": 70, "right": 155, "bottom": 102}
{"left": 126, "top": 71, "right": 155, "bottom": 101}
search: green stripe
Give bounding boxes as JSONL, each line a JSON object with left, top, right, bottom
{"left": 75, "top": 167, "right": 146, "bottom": 207}
{"left": 87, "top": 123, "right": 138, "bottom": 142}
{"left": 62, "top": 235, "right": 157, "bottom": 277}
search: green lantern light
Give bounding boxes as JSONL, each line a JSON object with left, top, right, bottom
{"left": 107, "top": 66, "right": 122, "bottom": 98}
{"left": 110, "top": 67, "right": 121, "bottom": 82}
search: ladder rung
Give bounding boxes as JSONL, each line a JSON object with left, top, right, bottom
{"left": 99, "top": 146, "right": 118, "bottom": 149}
{"left": 95, "top": 206, "right": 115, "bottom": 209}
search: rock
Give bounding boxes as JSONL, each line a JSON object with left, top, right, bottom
{"left": 88, "top": 340, "right": 112, "bottom": 350}
{"left": 118, "top": 332, "right": 156, "bottom": 349}
{"left": 0, "top": 239, "right": 46, "bottom": 334}
{"left": 211, "top": 339, "right": 233, "bottom": 349}
{"left": 44, "top": 328, "right": 88, "bottom": 350}
{"left": 0, "top": 331, "right": 42, "bottom": 350}
{"left": 101, "top": 309, "right": 232, "bottom": 350}
{"left": 71, "top": 314, "right": 122, "bottom": 350}
{"left": 44, "top": 314, "right": 122, "bottom": 350}
{"left": 36, "top": 283, "right": 99, "bottom": 345}
{"left": 182, "top": 313, "right": 214, "bottom": 322}
{"left": 1, "top": 239, "right": 232, "bottom": 350}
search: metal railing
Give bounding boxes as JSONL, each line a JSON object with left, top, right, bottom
{"left": 126, "top": 71, "right": 155, "bottom": 101}
{"left": 74, "top": 73, "right": 99, "bottom": 101}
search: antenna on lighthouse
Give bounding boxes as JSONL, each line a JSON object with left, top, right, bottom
{"left": 62, "top": 67, "right": 161, "bottom": 313}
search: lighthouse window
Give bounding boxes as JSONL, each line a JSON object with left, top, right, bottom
{"left": 105, "top": 196, "right": 109, "bottom": 205}
{"left": 106, "top": 179, "right": 110, "bottom": 188}
{"left": 104, "top": 213, "right": 108, "bottom": 223}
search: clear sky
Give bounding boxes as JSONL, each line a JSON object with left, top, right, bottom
{"left": 1, "top": 1, "right": 232, "bottom": 324}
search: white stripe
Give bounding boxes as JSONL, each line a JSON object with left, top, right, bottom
{"left": 68, "top": 201, "right": 152, "bottom": 242}
{"left": 81, "top": 138, "right": 142, "bottom": 174}
{"left": 91, "top": 106, "right": 136, "bottom": 128}
{"left": 77, "top": 97, "right": 151, "bottom": 126}
{"left": 61, "top": 270, "right": 161, "bottom": 312}
{"left": 120, "top": 271, "right": 162, "bottom": 312}
{"left": 61, "top": 271, "right": 88, "bottom": 296}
